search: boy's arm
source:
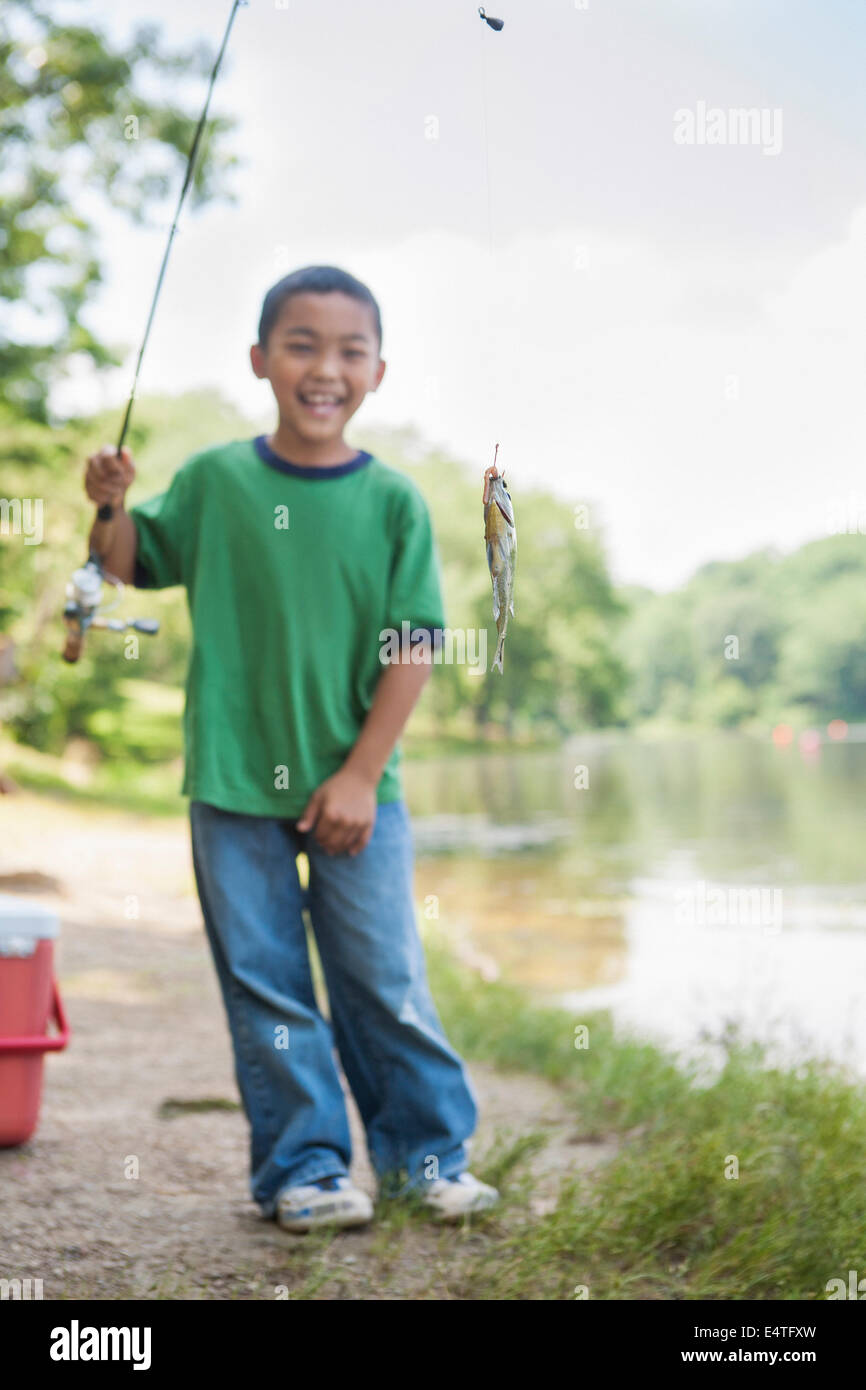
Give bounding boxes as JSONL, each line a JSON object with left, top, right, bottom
{"left": 87, "top": 508, "right": 137, "bottom": 585}
{"left": 297, "top": 655, "right": 432, "bottom": 857}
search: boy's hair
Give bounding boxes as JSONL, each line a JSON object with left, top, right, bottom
{"left": 257, "top": 265, "right": 383, "bottom": 352}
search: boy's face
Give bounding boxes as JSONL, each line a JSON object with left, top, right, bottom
{"left": 250, "top": 291, "right": 385, "bottom": 446}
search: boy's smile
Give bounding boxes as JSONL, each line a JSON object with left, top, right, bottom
{"left": 250, "top": 291, "right": 386, "bottom": 465}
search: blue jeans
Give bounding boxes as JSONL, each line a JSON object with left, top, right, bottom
{"left": 189, "top": 798, "right": 479, "bottom": 1216}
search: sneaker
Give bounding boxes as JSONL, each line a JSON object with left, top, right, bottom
{"left": 420, "top": 1172, "right": 499, "bottom": 1222}
{"left": 275, "top": 1175, "right": 373, "bottom": 1233}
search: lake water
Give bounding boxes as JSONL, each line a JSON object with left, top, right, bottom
{"left": 404, "top": 732, "right": 866, "bottom": 1079}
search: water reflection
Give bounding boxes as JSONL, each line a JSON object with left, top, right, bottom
{"left": 405, "top": 732, "right": 866, "bottom": 1076}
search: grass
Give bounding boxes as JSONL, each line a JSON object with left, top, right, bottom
{"left": 195, "top": 938, "right": 866, "bottom": 1300}
{"left": 428, "top": 935, "right": 687, "bottom": 1128}
{"left": 1, "top": 736, "right": 187, "bottom": 818}
{"left": 5, "top": 751, "right": 864, "bottom": 1299}
{"left": 34, "top": 929, "right": 866, "bottom": 1301}
{"left": 422, "top": 939, "right": 866, "bottom": 1300}
{"left": 157, "top": 1097, "right": 242, "bottom": 1119}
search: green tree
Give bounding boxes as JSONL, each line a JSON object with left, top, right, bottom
{"left": 775, "top": 571, "right": 866, "bottom": 720}
{"left": 0, "top": 0, "right": 239, "bottom": 424}
{"left": 618, "top": 589, "right": 697, "bottom": 720}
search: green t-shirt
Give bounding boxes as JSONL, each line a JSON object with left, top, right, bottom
{"left": 128, "top": 436, "right": 446, "bottom": 817}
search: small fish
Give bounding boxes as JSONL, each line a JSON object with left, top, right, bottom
{"left": 483, "top": 444, "right": 516, "bottom": 674}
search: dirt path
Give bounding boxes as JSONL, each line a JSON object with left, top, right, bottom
{"left": 0, "top": 793, "right": 617, "bottom": 1300}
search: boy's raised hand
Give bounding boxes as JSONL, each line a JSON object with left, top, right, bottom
{"left": 297, "top": 767, "right": 377, "bottom": 857}
{"left": 85, "top": 444, "right": 135, "bottom": 509}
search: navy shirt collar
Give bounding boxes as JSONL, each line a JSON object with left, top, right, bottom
{"left": 254, "top": 435, "right": 372, "bottom": 479}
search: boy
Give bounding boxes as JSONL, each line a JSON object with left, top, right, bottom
{"left": 83, "top": 265, "right": 498, "bottom": 1232}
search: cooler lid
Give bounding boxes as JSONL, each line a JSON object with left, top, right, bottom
{"left": 0, "top": 893, "right": 60, "bottom": 940}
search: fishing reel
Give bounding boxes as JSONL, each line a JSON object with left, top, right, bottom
{"left": 61, "top": 554, "right": 159, "bottom": 664}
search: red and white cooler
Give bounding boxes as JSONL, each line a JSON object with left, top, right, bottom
{"left": 0, "top": 894, "right": 70, "bottom": 1146}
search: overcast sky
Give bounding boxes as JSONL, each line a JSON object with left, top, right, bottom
{"left": 49, "top": 0, "right": 866, "bottom": 591}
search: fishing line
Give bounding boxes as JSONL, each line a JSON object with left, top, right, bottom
{"left": 108, "top": 0, "right": 248, "bottom": 497}
{"left": 477, "top": 9, "right": 504, "bottom": 482}
{"left": 477, "top": 8, "right": 498, "bottom": 258}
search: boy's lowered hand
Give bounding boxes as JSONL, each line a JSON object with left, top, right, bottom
{"left": 297, "top": 767, "right": 377, "bottom": 857}
{"left": 297, "top": 659, "right": 433, "bottom": 856}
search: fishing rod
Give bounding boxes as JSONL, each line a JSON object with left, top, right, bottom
{"left": 62, "top": 0, "right": 248, "bottom": 662}
{"left": 62, "top": 1, "right": 503, "bottom": 663}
